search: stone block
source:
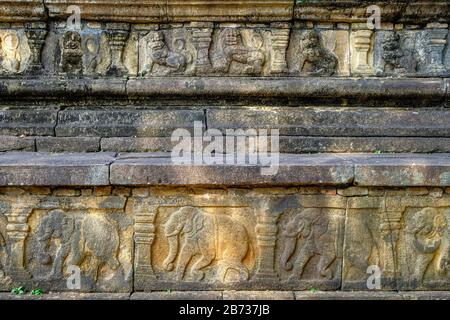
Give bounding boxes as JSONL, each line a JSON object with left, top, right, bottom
{"left": 223, "top": 291, "right": 294, "bottom": 300}
{"left": 0, "top": 152, "right": 114, "bottom": 186}
{"left": 131, "top": 292, "right": 222, "bottom": 300}
{"left": 354, "top": 154, "right": 450, "bottom": 187}
{"left": 0, "top": 110, "right": 57, "bottom": 136}
{"left": 0, "top": 136, "right": 35, "bottom": 152}
{"left": 207, "top": 108, "right": 450, "bottom": 137}
{"left": 110, "top": 154, "right": 354, "bottom": 186}
{"left": 56, "top": 110, "right": 204, "bottom": 137}
{"left": 36, "top": 137, "right": 100, "bottom": 152}
{"left": 101, "top": 137, "right": 173, "bottom": 152}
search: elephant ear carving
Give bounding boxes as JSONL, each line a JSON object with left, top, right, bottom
{"left": 193, "top": 212, "right": 206, "bottom": 233}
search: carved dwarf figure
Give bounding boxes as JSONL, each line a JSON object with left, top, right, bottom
{"left": 142, "top": 31, "right": 190, "bottom": 76}
{"left": 298, "top": 30, "right": 338, "bottom": 76}
{"left": 403, "top": 208, "right": 447, "bottom": 283}
{"left": 215, "top": 28, "right": 265, "bottom": 75}
{"left": 381, "top": 32, "right": 417, "bottom": 75}
{"left": 59, "top": 31, "right": 83, "bottom": 75}
{"left": 280, "top": 208, "right": 337, "bottom": 281}
{"left": 1, "top": 33, "right": 21, "bottom": 73}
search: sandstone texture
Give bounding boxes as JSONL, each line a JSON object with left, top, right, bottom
{"left": 0, "top": 0, "right": 449, "bottom": 299}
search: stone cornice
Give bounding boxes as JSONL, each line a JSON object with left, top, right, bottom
{"left": 0, "top": 0, "right": 46, "bottom": 22}
{"left": 0, "top": 78, "right": 447, "bottom": 101}
{"left": 1, "top": 1, "right": 449, "bottom": 24}
{"left": 45, "top": 0, "right": 294, "bottom": 23}
{"left": 294, "top": 1, "right": 450, "bottom": 24}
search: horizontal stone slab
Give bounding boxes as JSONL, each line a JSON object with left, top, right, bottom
{"left": 352, "top": 154, "right": 450, "bottom": 187}
{"left": 56, "top": 110, "right": 204, "bottom": 137}
{"left": 110, "top": 154, "right": 354, "bottom": 186}
{"left": 2, "top": 78, "right": 446, "bottom": 102}
{"left": 0, "top": 152, "right": 449, "bottom": 187}
{"left": 44, "top": 0, "right": 294, "bottom": 23}
{"left": 0, "top": 1, "right": 46, "bottom": 22}
{"left": 295, "top": 1, "right": 450, "bottom": 24}
{"left": 36, "top": 137, "right": 101, "bottom": 152}
{"left": 0, "top": 110, "right": 57, "bottom": 136}
{"left": 127, "top": 78, "right": 447, "bottom": 101}
{"left": 0, "top": 136, "right": 35, "bottom": 152}
{"left": 207, "top": 108, "right": 450, "bottom": 137}
{"left": 0, "top": 152, "right": 115, "bottom": 186}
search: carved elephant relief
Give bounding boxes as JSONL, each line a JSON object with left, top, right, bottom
{"left": 161, "top": 206, "right": 252, "bottom": 283}
{"left": 33, "top": 210, "right": 121, "bottom": 283}
{"left": 278, "top": 208, "right": 339, "bottom": 281}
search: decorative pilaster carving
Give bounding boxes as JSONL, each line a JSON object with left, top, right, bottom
{"left": 134, "top": 206, "right": 157, "bottom": 280}
{"left": 105, "top": 23, "right": 130, "bottom": 77}
{"left": 189, "top": 22, "right": 214, "bottom": 75}
{"left": 5, "top": 208, "right": 32, "bottom": 279}
{"left": 24, "top": 22, "right": 47, "bottom": 74}
{"left": 380, "top": 211, "right": 402, "bottom": 276}
{"left": 424, "top": 23, "right": 448, "bottom": 74}
{"left": 253, "top": 200, "right": 282, "bottom": 281}
{"left": 351, "top": 29, "right": 374, "bottom": 75}
{"left": 269, "top": 22, "right": 290, "bottom": 74}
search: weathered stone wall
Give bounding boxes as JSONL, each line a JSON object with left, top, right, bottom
{"left": 0, "top": 186, "right": 449, "bottom": 292}
{"left": 0, "top": 0, "right": 449, "bottom": 296}
{"left": 0, "top": 1, "right": 449, "bottom": 154}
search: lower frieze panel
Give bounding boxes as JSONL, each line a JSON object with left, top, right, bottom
{"left": 132, "top": 190, "right": 345, "bottom": 291}
{"left": 0, "top": 187, "right": 449, "bottom": 293}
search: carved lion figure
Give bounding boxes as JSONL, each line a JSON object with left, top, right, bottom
{"left": 403, "top": 208, "right": 447, "bottom": 283}
{"left": 214, "top": 28, "right": 265, "bottom": 75}
{"left": 298, "top": 30, "right": 338, "bottom": 76}
{"left": 142, "top": 31, "right": 190, "bottom": 76}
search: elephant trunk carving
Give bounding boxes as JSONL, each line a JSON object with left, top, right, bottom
{"left": 280, "top": 234, "right": 297, "bottom": 271}
{"left": 164, "top": 234, "right": 179, "bottom": 271}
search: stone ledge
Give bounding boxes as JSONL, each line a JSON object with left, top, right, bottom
{"left": 0, "top": 152, "right": 449, "bottom": 187}
{"left": 1, "top": 78, "right": 447, "bottom": 101}
{"left": 0, "top": 291, "right": 449, "bottom": 300}
{"left": 0, "top": 152, "right": 115, "bottom": 186}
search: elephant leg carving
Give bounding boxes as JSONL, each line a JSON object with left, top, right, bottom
{"left": 190, "top": 252, "right": 214, "bottom": 281}
{"left": 176, "top": 242, "right": 194, "bottom": 281}
{"left": 317, "top": 254, "right": 335, "bottom": 279}
{"left": 288, "top": 240, "right": 314, "bottom": 281}
{"left": 217, "top": 261, "right": 249, "bottom": 283}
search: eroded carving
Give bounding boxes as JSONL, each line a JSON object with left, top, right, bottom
{"left": 162, "top": 207, "right": 250, "bottom": 283}
{"left": 400, "top": 208, "right": 448, "bottom": 285}
{"left": 214, "top": 28, "right": 265, "bottom": 75}
{"left": 105, "top": 26, "right": 129, "bottom": 77}
{"left": 142, "top": 31, "right": 191, "bottom": 76}
{"left": 381, "top": 32, "right": 417, "bottom": 75}
{"left": 280, "top": 208, "right": 337, "bottom": 281}
{"left": 59, "top": 31, "right": 83, "bottom": 75}
{"left": 0, "top": 213, "right": 10, "bottom": 284}
{"left": 1, "top": 32, "right": 21, "bottom": 73}
{"left": 298, "top": 30, "right": 337, "bottom": 76}
{"left": 24, "top": 23, "right": 47, "bottom": 74}
{"left": 36, "top": 210, "right": 121, "bottom": 282}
